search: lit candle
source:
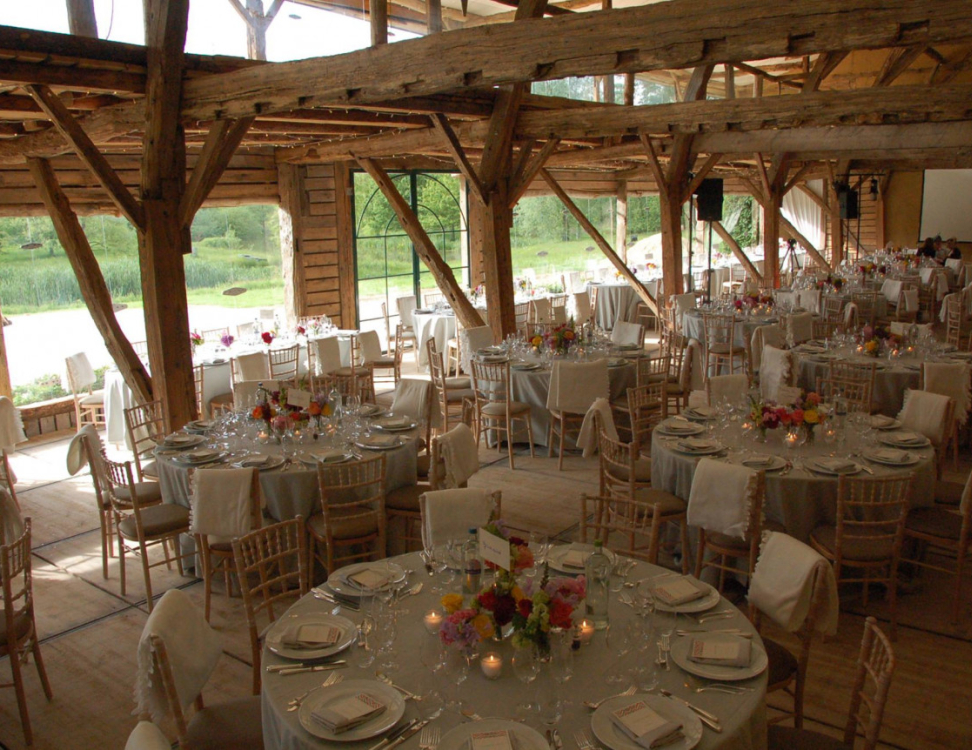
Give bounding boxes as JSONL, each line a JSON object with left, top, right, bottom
{"left": 578, "top": 619, "right": 596, "bottom": 644}
{"left": 785, "top": 431, "right": 800, "bottom": 447}
{"left": 422, "top": 609, "right": 443, "bottom": 634}
{"left": 258, "top": 431, "right": 269, "bottom": 441}
{"left": 480, "top": 652, "right": 503, "bottom": 679}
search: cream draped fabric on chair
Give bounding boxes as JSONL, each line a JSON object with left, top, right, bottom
{"left": 397, "top": 295, "right": 417, "bottom": 330}
{"left": 0, "top": 487, "right": 22, "bottom": 546}
{"left": 610, "top": 321, "right": 644, "bottom": 347}
{"left": 460, "top": 325, "right": 494, "bottom": 374}
{"left": 0, "top": 396, "right": 25, "bottom": 505}
{"left": 577, "top": 398, "right": 618, "bottom": 458}
{"left": 898, "top": 389, "right": 954, "bottom": 447}
{"left": 750, "top": 324, "right": 785, "bottom": 377}
{"left": 672, "top": 292, "right": 697, "bottom": 330}
{"left": 572, "top": 291, "right": 592, "bottom": 323}
{"left": 419, "top": 488, "right": 500, "bottom": 549}
{"left": 125, "top": 721, "right": 171, "bottom": 750}
{"left": 785, "top": 312, "right": 814, "bottom": 347}
{"left": 923, "top": 362, "right": 970, "bottom": 426}
{"left": 546, "top": 359, "right": 610, "bottom": 470}
{"left": 759, "top": 346, "right": 791, "bottom": 404}
{"left": 843, "top": 302, "right": 859, "bottom": 331}
{"left": 436, "top": 423, "right": 480, "bottom": 488}
{"left": 528, "top": 298, "right": 553, "bottom": 325}
{"left": 232, "top": 351, "right": 270, "bottom": 383}
{"left": 65, "top": 351, "right": 105, "bottom": 427}
{"left": 232, "top": 379, "right": 280, "bottom": 408}
{"left": 706, "top": 374, "right": 749, "bottom": 408}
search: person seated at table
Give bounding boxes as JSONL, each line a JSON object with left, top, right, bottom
{"left": 946, "top": 237, "right": 962, "bottom": 260}
{"left": 918, "top": 237, "right": 938, "bottom": 261}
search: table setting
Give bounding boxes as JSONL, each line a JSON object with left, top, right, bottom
{"left": 262, "top": 517, "right": 768, "bottom": 750}
{"left": 650, "top": 394, "right": 937, "bottom": 543}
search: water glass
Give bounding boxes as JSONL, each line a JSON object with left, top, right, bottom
{"left": 512, "top": 644, "right": 540, "bottom": 719}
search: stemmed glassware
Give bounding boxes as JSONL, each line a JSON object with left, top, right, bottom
{"left": 442, "top": 647, "right": 471, "bottom": 715}
{"left": 512, "top": 644, "right": 540, "bottom": 720}
{"left": 548, "top": 627, "right": 574, "bottom": 710}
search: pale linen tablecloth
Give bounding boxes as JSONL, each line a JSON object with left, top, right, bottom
{"left": 413, "top": 312, "right": 457, "bottom": 367}
{"left": 682, "top": 310, "right": 778, "bottom": 351}
{"left": 590, "top": 282, "right": 644, "bottom": 329}
{"left": 261, "top": 551, "right": 768, "bottom": 750}
{"left": 650, "top": 425, "right": 936, "bottom": 543}
{"left": 791, "top": 352, "right": 920, "bottom": 417}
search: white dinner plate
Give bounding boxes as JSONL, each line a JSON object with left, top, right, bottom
{"left": 162, "top": 434, "right": 205, "bottom": 450}
{"left": 606, "top": 358, "right": 629, "bottom": 368}
{"left": 185, "top": 420, "right": 215, "bottom": 433}
{"left": 372, "top": 417, "right": 417, "bottom": 432}
{"left": 266, "top": 611, "right": 357, "bottom": 660}
{"left": 869, "top": 416, "right": 901, "bottom": 431}
{"left": 438, "top": 719, "right": 547, "bottom": 750}
{"left": 355, "top": 436, "right": 405, "bottom": 451}
{"left": 298, "top": 679, "right": 405, "bottom": 742}
{"left": 512, "top": 362, "right": 541, "bottom": 371}
{"left": 300, "top": 449, "right": 353, "bottom": 465}
{"left": 863, "top": 448, "right": 920, "bottom": 467}
{"left": 172, "top": 448, "right": 225, "bottom": 465}
{"left": 655, "top": 420, "right": 704, "bottom": 437}
{"left": 649, "top": 575, "right": 721, "bottom": 614}
{"left": 741, "top": 454, "right": 787, "bottom": 472}
{"left": 670, "top": 439, "right": 724, "bottom": 456}
{"left": 670, "top": 633, "right": 767, "bottom": 681}
{"left": 358, "top": 404, "right": 386, "bottom": 418}
{"left": 233, "top": 453, "right": 286, "bottom": 471}
{"left": 805, "top": 458, "right": 861, "bottom": 476}
{"left": 879, "top": 431, "right": 930, "bottom": 448}
{"left": 615, "top": 344, "right": 642, "bottom": 351}
{"left": 547, "top": 543, "right": 616, "bottom": 574}
{"left": 683, "top": 407, "right": 718, "bottom": 421}
{"left": 327, "top": 561, "right": 407, "bottom": 598}
{"left": 591, "top": 694, "right": 702, "bottom": 750}
{"left": 479, "top": 354, "right": 510, "bottom": 363}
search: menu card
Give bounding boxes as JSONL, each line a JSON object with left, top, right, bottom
{"left": 312, "top": 693, "right": 385, "bottom": 733}
{"left": 689, "top": 637, "right": 752, "bottom": 667}
{"left": 281, "top": 622, "right": 342, "bottom": 649}
{"left": 470, "top": 730, "right": 514, "bottom": 750}
{"left": 610, "top": 701, "right": 684, "bottom": 749}
{"left": 479, "top": 528, "right": 511, "bottom": 571}
{"left": 288, "top": 389, "right": 312, "bottom": 409}
{"left": 651, "top": 576, "right": 706, "bottom": 607}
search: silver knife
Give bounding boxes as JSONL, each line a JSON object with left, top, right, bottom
{"left": 385, "top": 720, "right": 428, "bottom": 750}
{"left": 267, "top": 660, "right": 346, "bottom": 673}
{"left": 552, "top": 729, "right": 563, "bottom": 750}
{"left": 276, "top": 663, "right": 348, "bottom": 676}
{"left": 366, "top": 719, "right": 419, "bottom": 750}
{"left": 659, "top": 690, "right": 722, "bottom": 733}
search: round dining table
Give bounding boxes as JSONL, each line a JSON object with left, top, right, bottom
{"left": 261, "top": 551, "right": 769, "bottom": 750}
{"left": 650, "top": 416, "right": 936, "bottom": 544}
{"left": 413, "top": 310, "right": 457, "bottom": 368}
{"left": 681, "top": 310, "right": 778, "bottom": 350}
{"left": 590, "top": 282, "right": 645, "bottom": 330}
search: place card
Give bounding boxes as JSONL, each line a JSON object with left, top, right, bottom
{"left": 651, "top": 576, "right": 705, "bottom": 607}
{"left": 312, "top": 693, "right": 385, "bottom": 733}
{"left": 479, "top": 528, "right": 511, "bottom": 571}
{"left": 282, "top": 623, "right": 342, "bottom": 649}
{"left": 348, "top": 568, "right": 391, "bottom": 590}
{"left": 287, "top": 389, "right": 312, "bottom": 409}
{"left": 689, "top": 637, "right": 752, "bottom": 667}
{"left": 470, "top": 730, "right": 514, "bottom": 750}
{"left": 610, "top": 701, "right": 684, "bottom": 749}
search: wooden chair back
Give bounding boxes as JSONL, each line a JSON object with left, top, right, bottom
{"left": 833, "top": 474, "right": 912, "bottom": 572}
{"left": 636, "top": 354, "right": 670, "bottom": 387}
{"left": 232, "top": 518, "right": 309, "bottom": 694}
{"left": 470, "top": 359, "right": 511, "bottom": 412}
{"left": 626, "top": 382, "right": 667, "bottom": 452}
{"left": 945, "top": 295, "right": 964, "bottom": 348}
{"left": 193, "top": 364, "right": 205, "bottom": 417}
{"left": 851, "top": 292, "right": 879, "bottom": 325}
{"left": 822, "top": 295, "right": 844, "bottom": 323}
{"left": 580, "top": 493, "right": 662, "bottom": 564}
{"left": 424, "top": 291, "right": 445, "bottom": 307}
{"left": 315, "top": 455, "right": 387, "bottom": 571}
{"left": 123, "top": 400, "right": 165, "bottom": 480}
{"left": 268, "top": 343, "right": 300, "bottom": 383}
{"left": 824, "top": 360, "right": 876, "bottom": 414}
{"left": 514, "top": 302, "right": 530, "bottom": 331}
{"left": 702, "top": 312, "right": 736, "bottom": 349}
{"left": 843, "top": 617, "right": 896, "bottom": 750}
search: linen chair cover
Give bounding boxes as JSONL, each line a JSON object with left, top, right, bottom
{"left": 125, "top": 721, "right": 171, "bottom": 750}
{"left": 683, "top": 339, "right": 705, "bottom": 393}
{"left": 785, "top": 312, "right": 814, "bottom": 347}
{"left": 897, "top": 389, "right": 952, "bottom": 446}
{"left": 551, "top": 306, "right": 567, "bottom": 324}
{"left": 749, "top": 531, "right": 839, "bottom": 636}
{"left": 687, "top": 458, "right": 759, "bottom": 540}
{"left": 358, "top": 330, "right": 385, "bottom": 363}
{"left": 0, "top": 397, "right": 26, "bottom": 452}
{"left": 672, "top": 292, "right": 697, "bottom": 330}
{"left": 190, "top": 468, "right": 259, "bottom": 542}
{"left": 572, "top": 291, "right": 592, "bottom": 323}
{"left": 234, "top": 351, "right": 269, "bottom": 382}
{"left": 750, "top": 325, "right": 785, "bottom": 375}
{"left": 923, "top": 362, "right": 970, "bottom": 425}
{"left": 310, "top": 336, "right": 343, "bottom": 375}
{"left": 759, "top": 346, "right": 791, "bottom": 404}
{"left": 577, "top": 397, "right": 618, "bottom": 458}
{"left": 611, "top": 321, "right": 644, "bottom": 347}
{"left": 391, "top": 377, "right": 442, "bottom": 430}
{"left": 546, "top": 360, "right": 609, "bottom": 415}
{"left": 135, "top": 588, "right": 224, "bottom": 724}
{"left": 460, "top": 326, "right": 494, "bottom": 374}
{"left": 843, "top": 302, "right": 859, "bottom": 330}
{"left": 946, "top": 257, "right": 964, "bottom": 275}
{"left": 397, "top": 295, "right": 417, "bottom": 329}
{"left": 529, "top": 298, "right": 552, "bottom": 324}
{"left": 881, "top": 278, "right": 902, "bottom": 304}
{"left": 707, "top": 374, "right": 749, "bottom": 408}
{"left": 232, "top": 379, "right": 280, "bottom": 407}
{"left": 65, "top": 352, "right": 96, "bottom": 390}
{"left": 437, "top": 423, "right": 480, "bottom": 489}
{"left": 901, "top": 288, "right": 919, "bottom": 314}
{"left": 796, "top": 289, "right": 821, "bottom": 314}
{"left": 0, "top": 487, "right": 22, "bottom": 546}
{"left": 420, "top": 488, "right": 496, "bottom": 548}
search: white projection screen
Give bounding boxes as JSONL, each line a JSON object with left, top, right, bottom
{"left": 920, "top": 170, "right": 972, "bottom": 242}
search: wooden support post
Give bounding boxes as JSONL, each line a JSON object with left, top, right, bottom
{"left": 616, "top": 179, "right": 628, "bottom": 263}
{"left": 623, "top": 73, "right": 635, "bottom": 106}
{"left": 542, "top": 169, "right": 657, "bottom": 316}
{"left": 507, "top": 138, "right": 560, "bottom": 208}
{"left": 28, "top": 157, "right": 153, "bottom": 405}
{"left": 431, "top": 114, "right": 487, "bottom": 206}
{"left": 427, "top": 0, "right": 443, "bottom": 34}
{"left": 356, "top": 157, "right": 485, "bottom": 331}
{"left": 481, "top": 191, "right": 517, "bottom": 340}
{"left": 141, "top": 0, "right": 196, "bottom": 430}
{"left": 278, "top": 162, "right": 306, "bottom": 325}
{"left": 67, "top": 0, "right": 98, "bottom": 37}
{"left": 371, "top": 0, "right": 389, "bottom": 46}
{"left": 711, "top": 221, "right": 762, "bottom": 286}
{"left": 227, "top": 0, "right": 284, "bottom": 61}
{"left": 762, "top": 183, "right": 782, "bottom": 288}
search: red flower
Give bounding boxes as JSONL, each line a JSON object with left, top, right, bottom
{"left": 297, "top": 326, "right": 306, "bottom": 335}
{"left": 517, "top": 599, "right": 533, "bottom": 618}
{"left": 261, "top": 331, "right": 274, "bottom": 345}
{"left": 477, "top": 590, "right": 498, "bottom": 611}
{"left": 549, "top": 600, "right": 573, "bottom": 629}
{"left": 492, "top": 595, "right": 516, "bottom": 626}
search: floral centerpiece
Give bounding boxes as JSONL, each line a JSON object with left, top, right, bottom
{"left": 510, "top": 572, "right": 586, "bottom": 653}
{"left": 860, "top": 324, "right": 896, "bottom": 357}
{"left": 220, "top": 333, "right": 235, "bottom": 349}
{"left": 261, "top": 331, "right": 275, "bottom": 346}
{"left": 859, "top": 262, "right": 876, "bottom": 278}
{"left": 251, "top": 384, "right": 307, "bottom": 427}
{"left": 189, "top": 331, "right": 203, "bottom": 353}
{"left": 543, "top": 321, "right": 577, "bottom": 355}
{"left": 308, "top": 392, "right": 333, "bottom": 418}
{"left": 439, "top": 595, "right": 494, "bottom": 657}
{"left": 296, "top": 325, "right": 306, "bottom": 337}
{"left": 750, "top": 390, "right": 825, "bottom": 442}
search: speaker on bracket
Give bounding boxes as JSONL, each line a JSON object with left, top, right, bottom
{"left": 838, "top": 187, "right": 859, "bottom": 220}
{"left": 695, "top": 178, "right": 724, "bottom": 222}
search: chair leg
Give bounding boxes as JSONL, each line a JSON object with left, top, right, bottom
{"left": 9, "top": 642, "right": 33, "bottom": 747}
{"left": 952, "top": 549, "right": 966, "bottom": 624}
{"left": 99, "top": 510, "right": 109, "bottom": 580}
{"left": 140, "top": 543, "right": 155, "bottom": 612}
{"left": 525, "top": 413, "right": 536, "bottom": 458}
{"left": 118, "top": 533, "right": 127, "bottom": 597}
{"left": 506, "top": 420, "right": 515, "bottom": 470}
{"left": 694, "top": 528, "right": 705, "bottom": 579}
{"left": 557, "top": 415, "right": 566, "bottom": 471}
{"left": 887, "top": 563, "right": 899, "bottom": 641}
{"left": 547, "top": 420, "right": 554, "bottom": 458}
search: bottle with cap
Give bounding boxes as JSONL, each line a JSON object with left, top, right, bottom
{"left": 585, "top": 540, "right": 611, "bottom": 630}
{"left": 462, "top": 528, "right": 482, "bottom": 595}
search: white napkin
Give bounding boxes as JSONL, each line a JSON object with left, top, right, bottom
{"left": 471, "top": 730, "right": 514, "bottom": 750}
{"left": 239, "top": 453, "right": 270, "bottom": 467}
{"left": 677, "top": 438, "right": 717, "bottom": 452}
{"left": 610, "top": 701, "right": 684, "bottom": 750}
{"left": 651, "top": 576, "right": 706, "bottom": 607}
{"left": 561, "top": 544, "right": 592, "bottom": 570}
{"left": 759, "top": 345, "right": 790, "bottom": 404}
{"left": 869, "top": 448, "right": 910, "bottom": 463}
{"left": 686, "top": 406, "right": 717, "bottom": 419}
{"left": 437, "top": 423, "right": 480, "bottom": 488}
{"left": 578, "top": 398, "right": 618, "bottom": 458}
{"left": 278, "top": 622, "right": 342, "bottom": 649}
{"left": 312, "top": 693, "right": 385, "bottom": 734}
{"left": 361, "top": 435, "right": 397, "bottom": 448}
{"left": 870, "top": 415, "right": 896, "bottom": 429}
{"left": 817, "top": 457, "right": 856, "bottom": 472}
{"left": 687, "top": 458, "right": 757, "bottom": 540}
{"left": 689, "top": 637, "right": 752, "bottom": 667}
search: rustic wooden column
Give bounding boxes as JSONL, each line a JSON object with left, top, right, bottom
{"left": 228, "top": 0, "right": 284, "bottom": 61}
{"left": 371, "top": 0, "right": 389, "bottom": 45}
{"left": 482, "top": 185, "right": 517, "bottom": 339}
{"left": 67, "top": 0, "right": 98, "bottom": 37}
{"left": 426, "top": 0, "right": 443, "bottom": 34}
{"left": 616, "top": 179, "right": 628, "bottom": 263}
{"left": 763, "top": 185, "right": 782, "bottom": 288}
{"left": 140, "top": 0, "right": 196, "bottom": 430}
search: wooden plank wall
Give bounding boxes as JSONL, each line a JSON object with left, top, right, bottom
{"left": 0, "top": 147, "right": 279, "bottom": 216}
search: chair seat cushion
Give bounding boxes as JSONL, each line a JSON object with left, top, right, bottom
{"left": 935, "top": 480, "right": 964, "bottom": 507}
{"left": 0, "top": 610, "right": 32, "bottom": 650}
{"left": 480, "top": 401, "right": 531, "bottom": 417}
{"left": 607, "top": 457, "right": 652, "bottom": 484}
{"left": 119, "top": 503, "right": 190, "bottom": 539}
{"left": 905, "top": 507, "right": 962, "bottom": 541}
{"left": 386, "top": 484, "right": 424, "bottom": 512}
{"left": 446, "top": 388, "right": 475, "bottom": 403}
{"left": 80, "top": 391, "right": 105, "bottom": 406}
{"left": 767, "top": 725, "right": 851, "bottom": 750}
{"left": 112, "top": 481, "right": 163, "bottom": 506}
{"left": 416, "top": 453, "right": 431, "bottom": 479}
{"left": 631, "top": 488, "right": 686, "bottom": 515}
{"left": 810, "top": 524, "right": 894, "bottom": 562}
{"left": 185, "top": 695, "right": 265, "bottom": 750}
{"left": 370, "top": 357, "right": 397, "bottom": 368}
{"left": 707, "top": 343, "right": 744, "bottom": 355}
{"left": 308, "top": 507, "right": 379, "bottom": 541}
{"left": 444, "top": 377, "right": 471, "bottom": 389}
{"left": 763, "top": 637, "right": 798, "bottom": 689}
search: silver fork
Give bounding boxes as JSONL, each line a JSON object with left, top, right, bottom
{"left": 583, "top": 685, "right": 636, "bottom": 710}
{"left": 418, "top": 725, "right": 441, "bottom": 750}
{"left": 661, "top": 633, "right": 671, "bottom": 671}
{"left": 573, "top": 729, "right": 598, "bottom": 750}
{"left": 287, "top": 671, "right": 343, "bottom": 711}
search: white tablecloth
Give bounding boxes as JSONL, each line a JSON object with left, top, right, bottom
{"left": 590, "top": 282, "right": 645, "bottom": 329}
{"left": 413, "top": 312, "right": 457, "bottom": 367}
{"left": 651, "top": 424, "right": 935, "bottom": 543}
{"left": 791, "top": 351, "right": 920, "bottom": 417}
{"left": 261, "top": 551, "right": 768, "bottom": 750}
{"left": 682, "top": 310, "right": 778, "bottom": 350}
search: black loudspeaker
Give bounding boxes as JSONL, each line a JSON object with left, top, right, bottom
{"left": 695, "top": 178, "right": 724, "bottom": 222}
{"left": 838, "top": 188, "right": 859, "bottom": 220}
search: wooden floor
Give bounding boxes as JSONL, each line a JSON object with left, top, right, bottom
{"left": 1, "top": 367, "right": 970, "bottom": 749}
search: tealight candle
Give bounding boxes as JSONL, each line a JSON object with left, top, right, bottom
{"left": 258, "top": 431, "right": 269, "bottom": 441}
{"left": 578, "top": 619, "right": 596, "bottom": 645}
{"left": 423, "top": 609, "right": 443, "bottom": 634}
{"left": 784, "top": 430, "right": 800, "bottom": 448}
{"left": 480, "top": 652, "right": 503, "bottom": 679}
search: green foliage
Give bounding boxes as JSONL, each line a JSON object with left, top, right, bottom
{"left": 12, "top": 365, "right": 107, "bottom": 407}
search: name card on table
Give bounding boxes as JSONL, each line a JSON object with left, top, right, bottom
{"left": 287, "top": 389, "right": 312, "bottom": 409}
{"left": 479, "top": 528, "right": 511, "bottom": 571}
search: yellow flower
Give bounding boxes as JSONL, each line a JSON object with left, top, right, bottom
{"left": 804, "top": 409, "right": 819, "bottom": 425}
{"left": 471, "top": 614, "right": 495, "bottom": 639}
{"left": 441, "top": 593, "right": 463, "bottom": 614}
{"left": 511, "top": 585, "right": 526, "bottom": 603}
{"left": 864, "top": 340, "right": 878, "bottom": 353}
{"left": 531, "top": 335, "right": 543, "bottom": 347}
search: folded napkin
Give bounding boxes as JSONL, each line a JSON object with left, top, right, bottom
{"left": 316, "top": 449, "right": 348, "bottom": 462}
{"left": 362, "top": 435, "right": 397, "bottom": 448}
{"left": 663, "top": 418, "right": 697, "bottom": 434}
{"left": 184, "top": 449, "right": 219, "bottom": 462}
{"left": 470, "top": 730, "right": 514, "bottom": 750}
{"left": 677, "top": 438, "right": 716, "bottom": 452}
{"left": 312, "top": 692, "right": 386, "bottom": 734}
{"left": 869, "top": 448, "right": 910, "bottom": 463}
{"left": 651, "top": 576, "right": 706, "bottom": 607}
{"left": 165, "top": 434, "right": 195, "bottom": 446}
{"left": 561, "top": 544, "right": 591, "bottom": 570}
{"left": 348, "top": 568, "right": 392, "bottom": 590}
{"left": 279, "top": 622, "right": 342, "bottom": 649}
{"left": 610, "top": 701, "right": 684, "bottom": 749}
{"left": 686, "top": 406, "right": 717, "bottom": 419}
{"left": 190, "top": 420, "right": 214, "bottom": 430}
{"left": 689, "top": 637, "right": 752, "bottom": 667}
{"left": 816, "top": 458, "right": 856, "bottom": 472}
{"left": 870, "top": 415, "right": 896, "bottom": 429}
{"left": 378, "top": 416, "right": 412, "bottom": 428}
{"left": 240, "top": 453, "right": 270, "bottom": 467}
{"left": 742, "top": 455, "right": 775, "bottom": 468}
{"left": 885, "top": 430, "right": 925, "bottom": 445}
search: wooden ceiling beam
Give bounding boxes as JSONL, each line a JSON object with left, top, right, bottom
{"left": 873, "top": 45, "right": 927, "bottom": 87}
{"left": 801, "top": 51, "right": 847, "bottom": 92}
{"left": 508, "top": 137, "right": 560, "bottom": 207}
{"left": 181, "top": 0, "right": 972, "bottom": 119}
{"left": 430, "top": 113, "right": 487, "bottom": 205}
{"left": 178, "top": 117, "right": 254, "bottom": 227}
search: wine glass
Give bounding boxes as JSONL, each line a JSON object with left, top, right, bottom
{"left": 548, "top": 627, "right": 574, "bottom": 709}
{"left": 419, "top": 636, "right": 445, "bottom": 719}
{"left": 353, "top": 614, "right": 376, "bottom": 669}
{"left": 512, "top": 644, "right": 540, "bottom": 720}
{"left": 528, "top": 532, "right": 549, "bottom": 577}
{"left": 442, "top": 647, "right": 471, "bottom": 714}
